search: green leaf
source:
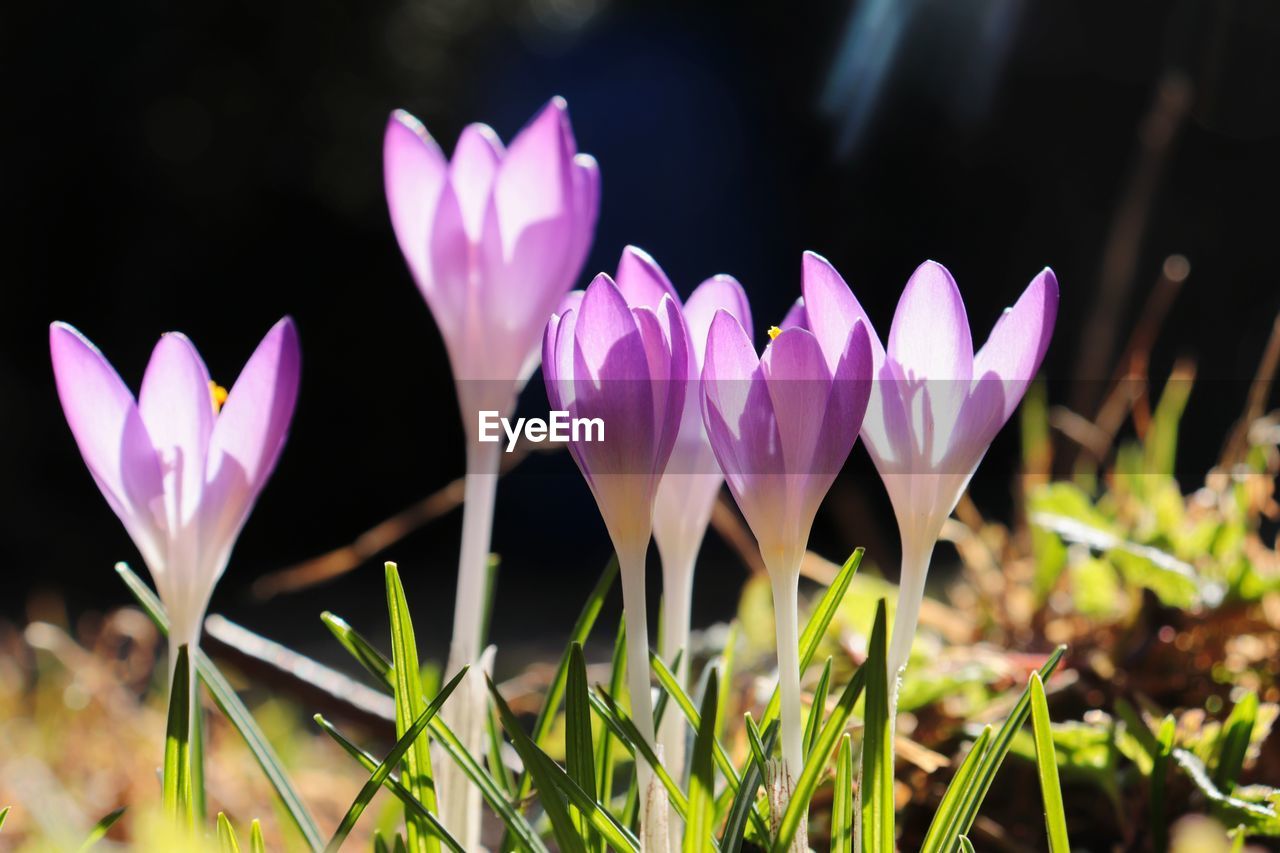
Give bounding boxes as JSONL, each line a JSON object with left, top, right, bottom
{"left": 486, "top": 694, "right": 517, "bottom": 797}
{"left": 164, "top": 644, "right": 193, "bottom": 828}
{"left": 518, "top": 558, "right": 618, "bottom": 799}
{"left": 324, "top": 666, "right": 468, "bottom": 853}
{"left": 588, "top": 687, "right": 690, "bottom": 819}
{"left": 488, "top": 677, "right": 638, "bottom": 853}
{"left": 803, "top": 658, "right": 833, "bottom": 760}
{"left": 1215, "top": 691, "right": 1260, "bottom": 790}
{"left": 192, "top": 697, "right": 207, "bottom": 824}
{"left": 831, "top": 734, "right": 854, "bottom": 853}
{"left": 861, "top": 600, "right": 894, "bottom": 853}
{"left": 313, "top": 714, "right": 464, "bottom": 853}
{"left": 948, "top": 646, "right": 1068, "bottom": 846}
{"left": 959, "top": 838, "right": 976, "bottom": 853}
{"left": 1153, "top": 715, "right": 1176, "bottom": 853}
{"left": 760, "top": 550, "right": 862, "bottom": 733}
{"left": 721, "top": 719, "right": 778, "bottom": 853}
{"left": 385, "top": 562, "right": 440, "bottom": 853}
{"left": 919, "top": 726, "right": 992, "bottom": 853}
{"left": 596, "top": 619, "right": 627, "bottom": 807}
{"left": 772, "top": 649, "right": 872, "bottom": 853}
{"left": 322, "top": 611, "right": 393, "bottom": 688}
{"left": 76, "top": 806, "right": 126, "bottom": 851}
{"left": 218, "top": 812, "right": 241, "bottom": 853}
{"left": 684, "top": 669, "right": 718, "bottom": 853}
{"left": 0, "top": 806, "right": 8, "bottom": 832}
{"left": 1029, "top": 673, "right": 1070, "bottom": 853}
{"left": 1173, "top": 748, "right": 1280, "bottom": 835}
{"left": 566, "top": 644, "right": 598, "bottom": 844}
{"left": 116, "top": 563, "right": 324, "bottom": 851}
{"left": 250, "top": 820, "right": 266, "bottom": 853}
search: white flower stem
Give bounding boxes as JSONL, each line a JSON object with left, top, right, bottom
{"left": 767, "top": 564, "right": 805, "bottom": 795}
{"left": 440, "top": 438, "right": 502, "bottom": 850}
{"left": 658, "top": 552, "right": 695, "bottom": 849}
{"left": 887, "top": 538, "right": 935, "bottom": 721}
{"left": 620, "top": 544, "right": 661, "bottom": 841}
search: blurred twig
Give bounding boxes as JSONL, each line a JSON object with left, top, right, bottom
{"left": 1220, "top": 309, "right": 1280, "bottom": 468}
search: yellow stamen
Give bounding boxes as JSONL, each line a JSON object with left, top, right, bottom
{"left": 767, "top": 325, "right": 782, "bottom": 340}
{"left": 209, "top": 381, "right": 229, "bottom": 413}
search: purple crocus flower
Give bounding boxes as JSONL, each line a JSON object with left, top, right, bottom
{"left": 603, "top": 247, "right": 752, "bottom": 791}
{"left": 49, "top": 318, "right": 300, "bottom": 667}
{"left": 699, "top": 266, "right": 872, "bottom": 806}
{"left": 544, "top": 269, "right": 688, "bottom": 844}
{"left": 799, "top": 252, "right": 1058, "bottom": 696}
{"left": 386, "top": 98, "right": 598, "bottom": 845}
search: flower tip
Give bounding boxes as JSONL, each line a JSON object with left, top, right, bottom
{"left": 548, "top": 94, "right": 569, "bottom": 113}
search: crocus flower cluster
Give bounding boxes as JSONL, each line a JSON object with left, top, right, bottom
{"left": 50, "top": 318, "right": 300, "bottom": 686}
{"left": 385, "top": 98, "right": 599, "bottom": 846}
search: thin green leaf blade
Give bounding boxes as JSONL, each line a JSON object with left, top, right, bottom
{"left": 0, "top": 806, "right": 8, "bottom": 832}
{"left": 217, "top": 812, "right": 241, "bottom": 853}
{"left": 324, "top": 667, "right": 468, "bottom": 853}
{"left": 116, "top": 563, "right": 324, "bottom": 851}
{"left": 803, "top": 658, "right": 833, "bottom": 760}
{"left": 860, "top": 600, "right": 894, "bottom": 853}
{"left": 76, "top": 806, "right": 127, "bottom": 851}
{"left": 683, "top": 669, "right": 718, "bottom": 853}
{"left": 919, "top": 726, "right": 992, "bottom": 853}
{"left": 588, "top": 688, "right": 690, "bottom": 819}
{"left": 163, "top": 644, "right": 193, "bottom": 828}
{"left": 831, "top": 733, "right": 854, "bottom": 853}
{"left": 1152, "top": 715, "right": 1176, "bottom": 853}
{"left": 386, "top": 562, "right": 440, "bottom": 853}
{"left": 721, "top": 719, "right": 778, "bottom": 853}
{"left": 959, "top": 837, "right": 977, "bottom": 853}
{"left": 322, "top": 611, "right": 393, "bottom": 688}
{"left": 1029, "top": 672, "right": 1070, "bottom": 853}
{"left": 566, "top": 643, "right": 599, "bottom": 844}
{"left": 1215, "top": 691, "right": 1259, "bottom": 790}
{"left": 250, "top": 820, "right": 266, "bottom": 853}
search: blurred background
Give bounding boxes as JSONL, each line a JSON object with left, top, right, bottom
{"left": 4, "top": 0, "right": 1280, "bottom": 671}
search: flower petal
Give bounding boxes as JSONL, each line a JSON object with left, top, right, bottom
{"left": 202, "top": 317, "right": 301, "bottom": 582}
{"left": 800, "top": 251, "right": 884, "bottom": 373}
{"left": 814, "top": 320, "right": 872, "bottom": 486}
{"left": 139, "top": 333, "right": 214, "bottom": 531}
{"left": 49, "top": 323, "right": 166, "bottom": 571}
{"left": 887, "top": 260, "right": 973, "bottom": 381}
{"left": 613, "top": 246, "right": 680, "bottom": 311}
{"left": 973, "top": 267, "right": 1059, "bottom": 423}
{"left": 448, "top": 123, "right": 504, "bottom": 242}
{"left": 779, "top": 296, "right": 808, "bottom": 331}
{"left": 683, "top": 275, "right": 752, "bottom": 372}
{"left": 760, "top": 327, "right": 832, "bottom": 477}
{"left": 384, "top": 110, "right": 448, "bottom": 292}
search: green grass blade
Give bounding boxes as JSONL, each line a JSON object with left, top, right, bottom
{"left": 192, "top": 698, "right": 206, "bottom": 824}
{"left": 772, "top": 658, "right": 872, "bottom": 853}
{"left": 588, "top": 688, "right": 690, "bottom": 819}
{"left": 518, "top": 557, "right": 618, "bottom": 800}
{"left": 0, "top": 806, "right": 8, "bottom": 832}
{"left": 1215, "top": 691, "right": 1259, "bottom": 790}
{"left": 650, "top": 651, "right": 746, "bottom": 801}
{"left": 116, "top": 563, "right": 324, "bottom": 851}
{"left": 322, "top": 611, "right": 393, "bottom": 688}
{"left": 325, "top": 669, "right": 466, "bottom": 853}
{"left": 250, "top": 820, "right": 265, "bottom": 853}
{"left": 314, "top": 714, "right": 465, "bottom": 853}
{"left": 566, "top": 643, "right": 599, "bottom": 844}
{"left": 959, "top": 837, "right": 976, "bottom": 853}
{"left": 486, "top": 695, "right": 517, "bottom": 797}
{"left": 831, "top": 734, "right": 854, "bottom": 853}
{"left": 385, "top": 562, "right": 439, "bottom": 853}
{"left": 949, "top": 646, "right": 1068, "bottom": 846}
{"left": 684, "top": 669, "right": 718, "bottom": 853}
{"left": 217, "top": 812, "right": 241, "bottom": 853}
{"left": 803, "top": 658, "right": 833, "bottom": 760}
{"left": 760, "top": 549, "right": 862, "bottom": 733}
{"left": 428, "top": 714, "right": 548, "bottom": 852}
{"left": 860, "top": 600, "right": 893, "bottom": 853}
{"left": 394, "top": 832, "right": 409, "bottom": 853}
{"left": 489, "top": 677, "right": 637, "bottom": 853}
{"left": 163, "top": 644, "right": 193, "bottom": 828}
{"left": 919, "top": 726, "right": 993, "bottom": 853}
{"left": 1029, "top": 672, "right": 1070, "bottom": 853}
{"left": 721, "top": 719, "right": 778, "bottom": 853}
{"left": 1152, "top": 715, "right": 1175, "bottom": 853}
{"left": 76, "top": 806, "right": 126, "bottom": 851}
{"left": 596, "top": 619, "right": 627, "bottom": 807}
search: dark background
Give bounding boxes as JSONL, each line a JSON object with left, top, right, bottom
{"left": 4, "top": 0, "right": 1280, "bottom": 669}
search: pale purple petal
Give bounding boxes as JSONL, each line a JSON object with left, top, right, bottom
{"left": 613, "top": 246, "right": 680, "bottom": 311}
{"left": 683, "top": 275, "right": 752, "bottom": 372}
{"left": 49, "top": 323, "right": 166, "bottom": 569}
{"left": 567, "top": 154, "right": 601, "bottom": 276}
{"left": 384, "top": 111, "right": 448, "bottom": 291}
{"left": 202, "top": 317, "right": 301, "bottom": 581}
{"left": 426, "top": 181, "right": 474, "bottom": 364}
{"left": 800, "top": 251, "right": 884, "bottom": 373}
{"left": 779, "top": 297, "right": 807, "bottom": 332}
{"left": 887, "top": 261, "right": 973, "bottom": 381}
{"left": 973, "top": 268, "right": 1059, "bottom": 423}
{"left": 448, "top": 123, "right": 504, "bottom": 242}
{"left": 760, "top": 328, "right": 832, "bottom": 478}
{"left": 138, "top": 333, "right": 215, "bottom": 530}
{"left": 813, "top": 320, "right": 872, "bottom": 488}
